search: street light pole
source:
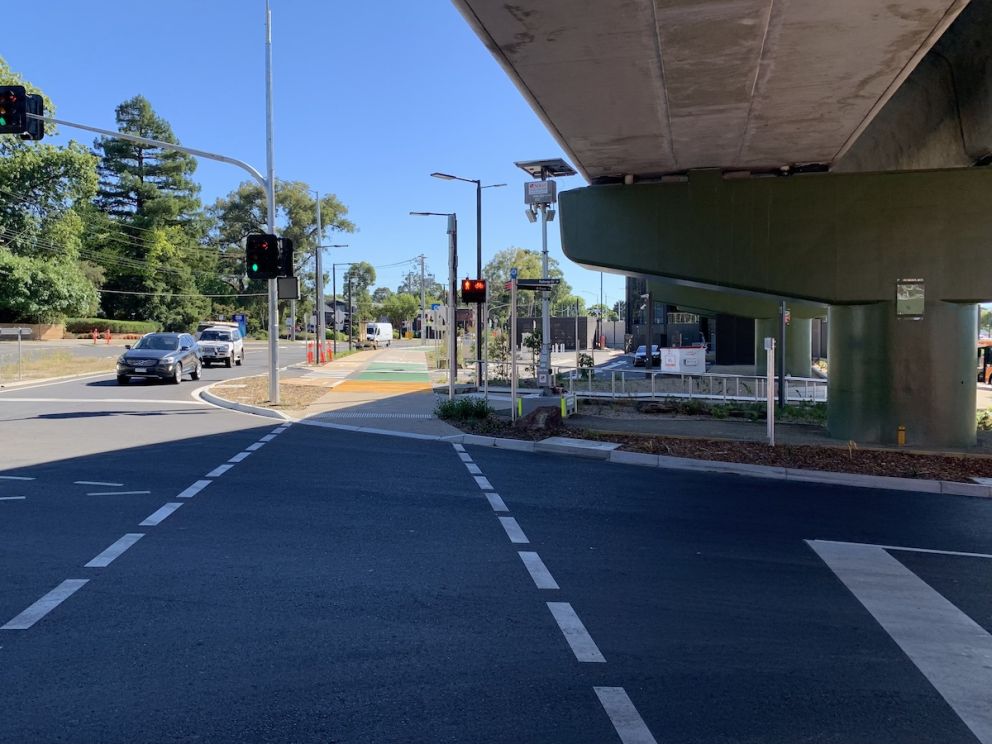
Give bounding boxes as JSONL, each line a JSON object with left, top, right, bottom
{"left": 411, "top": 210, "right": 459, "bottom": 399}
{"left": 264, "top": 0, "right": 279, "bottom": 403}
{"left": 430, "top": 172, "right": 505, "bottom": 389}
{"left": 331, "top": 260, "right": 353, "bottom": 357}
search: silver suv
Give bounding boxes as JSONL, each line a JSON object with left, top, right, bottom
{"left": 197, "top": 326, "right": 244, "bottom": 368}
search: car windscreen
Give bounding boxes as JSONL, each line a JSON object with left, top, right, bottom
{"left": 200, "top": 331, "right": 230, "bottom": 341}
{"left": 635, "top": 346, "right": 646, "bottom": 354}
{"left": 133, "top": 335, "right": 179, "bottom": 351}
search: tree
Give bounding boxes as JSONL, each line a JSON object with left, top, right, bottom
{"left": 553, "top": 295, "right": 586, "bottom": 316}
{"left": 483, "top": 247, "right": 571, "bottom": 323}
{"left": 0, "top": 56, "right": 100, "bottom": 322}
{"left": 372, "top": 286, "right": 393, "bottom": 304}
{"left": 207, "top": 180, "right": 354, "bottom": 332}
{"left": 613, "top": 299, "right": 627, "bottom": 320}
{"left": 398, "top": 267, "right": 444, "bottom": 301}
{"left": 90, "top": 95, "right": 209, "bottom": 328}
{"left": 381, "top": 292, "right": 419, "bottom": 330}
{"left": 344, "top": 262, "right": 376, "bottom": 337}
{"left": 589, "top": 302, "right": 619, "bottom": 321}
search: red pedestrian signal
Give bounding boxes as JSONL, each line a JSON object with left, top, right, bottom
{"left": 461, "top": 278, "right": 487, "bottom": 303}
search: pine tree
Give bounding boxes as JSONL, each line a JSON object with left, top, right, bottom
{"left": 91, "top": 95, "right": 208, "bottom": 328}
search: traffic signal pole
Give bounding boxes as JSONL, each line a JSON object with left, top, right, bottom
{"left": 27, "top": 2, "right": 283, "bottom": 403}
{"left": 264, "top": 0, "right": 279, "bottom": 403}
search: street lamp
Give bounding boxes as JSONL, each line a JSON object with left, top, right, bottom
{"left": 318, "top": 243, "right": 348, "bottom": 359}
{"left": 411, "top": 211, "right": 458, "bottom": 400}
{"left": 430, "top": 172, "right": 505, "bottom": 390}
{"left": 331, "top": 260, "right": 354, "bottom": 356}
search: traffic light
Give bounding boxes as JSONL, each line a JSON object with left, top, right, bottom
{"left": 278, "top": 238, "right": 294, "bottom": 277}
{"left": 461, "top": 278, "right": 487, "bottom": 303}
{"left": 0, "top": 86, "right": 27, "bottom": 135}
{"left": 245, "top": 233, "right": 279, "bottom": 279}
{"left": 21, "top": 95, "right": 43, "bottom": 141}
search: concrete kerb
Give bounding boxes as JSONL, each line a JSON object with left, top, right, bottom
{"left": 195, "top": 380, "right": 992, "bottom": 500}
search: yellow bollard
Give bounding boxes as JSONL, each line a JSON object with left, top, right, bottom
{"left": 897, "top": 425, "right": 906, "bottom": 447}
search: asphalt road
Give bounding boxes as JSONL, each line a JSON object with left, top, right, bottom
{"left": 1, "top": 361, "right": 991, "bottom": 743}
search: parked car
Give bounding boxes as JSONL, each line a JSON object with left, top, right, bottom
{"left": 197, "top": 326, "right": 244, "bottom": 368}
{"left": 633, "top": 344, "right": 660, "bottom": 367}
{"left": 116, "top": 332, "right": 200, "bottom": 385}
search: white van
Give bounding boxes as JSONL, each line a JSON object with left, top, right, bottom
{"left": 366, "top": 322, "right": 393, "bottom": 348}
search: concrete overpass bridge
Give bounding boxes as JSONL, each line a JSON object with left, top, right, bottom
{"left": 454, "top": 0, "right": 992, "bottom": 448}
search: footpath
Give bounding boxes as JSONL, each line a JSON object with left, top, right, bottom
{"left": 199, "top": 345, "right": 992, "bottom": 499}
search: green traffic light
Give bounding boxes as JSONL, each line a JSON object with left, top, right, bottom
{"left": 251, "top": 263, "right": 259, "bottom": 272}
{"left": 0, "top": 117, "right": 6, "bottom": 126}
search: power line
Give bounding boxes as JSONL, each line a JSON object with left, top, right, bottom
{"left": 99, "top": 288, "right": 265, "bottom": 298}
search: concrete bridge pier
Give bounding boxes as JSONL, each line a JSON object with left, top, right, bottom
{"left": 827, "top": 301, "right": 977, "bottom": 448}
{"left": 754, "top": 318, "right": 812, "bottom": 377}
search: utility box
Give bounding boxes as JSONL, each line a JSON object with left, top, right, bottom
{"left": 659, "top": 346, "right": 706, "bottom": 374}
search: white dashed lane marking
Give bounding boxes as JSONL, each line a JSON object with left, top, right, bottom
{"left": 452, "top": 443, "right": 466, "bottom": 453}
{"left": 0, "top": 475, "right": 34, "bottom": 481}
{"left": 0, "top": 496, "right": 26, "bottom": 501}
{"left": 473, "top": 475, "right": 493, "bottom": 490}
{"left": 177, "top": 480, "right": 211, "bottom": 499}
{"left": 518, "top": 551, "right": 559, "bottom": 589}
{"left": 594, "top": 687, "right": 658, "bottom": 744}
{"left": 259, "top": 434, "right": 277, "bottom": 442}
{"left": 246, "top": 442, "right": 266, "bottom": 451}
{"left": 465, "top": 463, "right": 482, "bottom": 475}
{"left": 139, "top": 502, "right": 183, "bottom": 527}
{"left": 86, "top": 490, "right": 150, "bottom": 496}
{"left": 74, "top": 481, "right": 123, "bottom": 487}
{"left": 2, "top": 579, "right": 89, "bottom": 630}
{"left": 228, "top": 451, "right": 252, "bottom": 463}
{"left": 85, "top": 534, "right": 144, "bottom": 568}
{"left": 498, "top": 516, "right": 529, "bottom": 544}
{"left": 547, "top": 602, "right": 606, "bottom": 663}
{"left": 206, "top": 464, "right": 233, "bottom": 478}
{"left": 458, "top": 452, "right": 473, "bottom": 463}
{"left": 484, "top": 492, "right": 508, "bottom": 512}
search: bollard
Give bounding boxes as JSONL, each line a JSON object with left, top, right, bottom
{"left": 897, "top": 425, "right": 906, "bottom": 447}
{"left": 307, "top": 341, "right": 314, "bottom": 365}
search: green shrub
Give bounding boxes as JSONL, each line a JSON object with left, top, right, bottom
{"left": 978, "top": 408, "right": 992, "bottom": 431}
{"left": 435, "top": 397, "right": 492, "bottom": 421}
{"left": 65, "top": 318, "right": 159, "bottom": 335}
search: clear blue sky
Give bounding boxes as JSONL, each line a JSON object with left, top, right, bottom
{"left": 1, "top": 0, "right": 625, "bottom": 310}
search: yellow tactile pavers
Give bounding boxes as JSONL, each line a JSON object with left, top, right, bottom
{"left": 331, "top": 380, "right": 434, "bottom": 394}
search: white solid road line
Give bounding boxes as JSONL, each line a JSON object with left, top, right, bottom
{"left": 0, "top": 397, "right": 206, "bottom": 405}
{"left": 2, "top": 579, "right": 89, "bottom": 630}
{"left": 0, "top": 496, "right": 26, "bottom": 501}
{"left": 246, "top": 442, "right": 266, "bottom": 451}
{"left": 547, "top": 602, "right": 606, "bottom": 663}
{"left": 86, "top": 490, "right": 151, "bottom": 496}
{"left": 485, "top": 492, "right": 508, "bottom": 513}
{"left": 74, "top": 481, "right": 123, "bottom": 487}
{"left": 808, "top": 539, "right": 992, "bottom": 743}
{"left": 139, "top": 502, "right": 184, "bottom": 527}
{"left": 229, "top": 451, "right": 252, "bottom": 463}
{"left": 518, "top": 551, "right": 559, "bottom": 589}
{"left": 85, "top": 533, "right": 144, "bottom": 568}
{"left": 206, "top": 464, "right": 234, "bottom": 478}
{"left": 498, "top": 516, "right": 529, "bottom": 544}
{"left": 0, "top": 475, "right": 34, "bottom": 481}
{"left": 177, "top": 480, "right": 211, "bottom": 499}
{"left": 808, "top": 538, "right": 992, "bottom": 561}
{"left": 474, "top": 475, "right": 493, "bottom": 490}
{"left": 465, "top": 463, "right": 482, "bottom": 475}
{"left": 594, "top": 687, "right": 658, "bottom": 744}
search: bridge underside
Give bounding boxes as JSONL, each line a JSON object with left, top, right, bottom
{"left": 456, "top": 0, "right": 992, "bottom": 447}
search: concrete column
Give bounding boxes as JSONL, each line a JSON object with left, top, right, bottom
{"left": 828, "top": 301, "right": 976, "bottom": 447}
{"left": 754, "top": 317, "right": 812, "bottom": 376}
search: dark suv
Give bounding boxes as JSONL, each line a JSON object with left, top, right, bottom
{"left": 633, "top": 344, "right": 660, "bottom": 367}
{"left": 116, "top": 332, "right": 201, "bottom": 385}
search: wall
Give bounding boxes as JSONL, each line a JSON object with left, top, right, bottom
{"left": 0, "top": 323, "right": 64, "bottom": 341}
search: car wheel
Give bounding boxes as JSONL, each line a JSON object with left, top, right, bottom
{"left": 235, "top": 350, "right": 243, "bottom": 366}
{"left": 116, "top": 375, "right": 128, "bottom": 385}
{"left": 225, "top": 355, "right": 233, "bottom": 368}
{"left": 191, "top": 360, "right": 201, "bottom": 381}
{"left": 172, "top": 364, "right": 183, "bottom": 384}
